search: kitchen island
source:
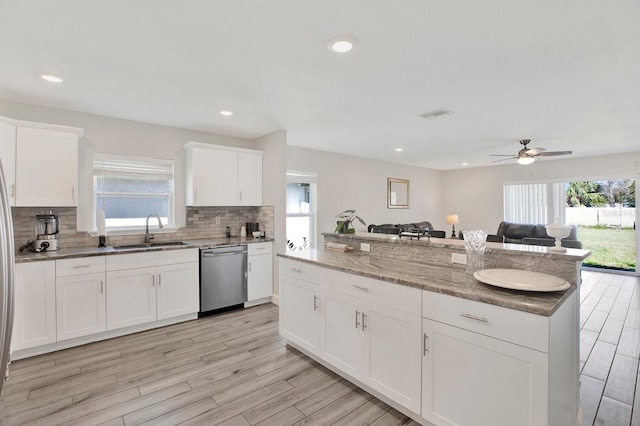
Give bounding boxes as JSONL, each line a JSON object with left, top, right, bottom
{"left": 278, "top": 234, "right": 589, "bottom": 426}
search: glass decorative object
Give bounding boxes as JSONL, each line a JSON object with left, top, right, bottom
{"left": 545, "top": 219, "right": 572, "bottom": 252}
{"left": 462, "top": 229, "right": 488, "bottom": 274}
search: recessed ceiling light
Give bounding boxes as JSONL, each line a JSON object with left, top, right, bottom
{"left": 395, "top": 148, "right": 404, "bottom": 152}
{"left": 40, "top": 74, "right": 63, "bottom": 83}
{"left": 461, "top": 162, "right": 469, "bottom": 166}
{"left": 328, "top": 36, "right": 357, "bottom": 53}
{"left": 219, "top": 110, "right": 233, "bottom": 117}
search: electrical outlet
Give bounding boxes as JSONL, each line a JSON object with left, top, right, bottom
{"left": 451, "top": 253, "right": 467, "bottom": 265}
{"left": 215, "top": 216, "right": 221, "bottom": 225}
{"left": 361, "top": 243, "right": 371, "bottom": 252}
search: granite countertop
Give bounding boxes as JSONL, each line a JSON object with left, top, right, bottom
{"left": 279, "top": 248, "right": 576, "bottom": 316}
{"left": 15, "top": 237, "right": 273, "bottom": 263}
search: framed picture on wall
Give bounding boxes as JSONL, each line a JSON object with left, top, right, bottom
{"left": 388, "top": 178, "right": 409, "bottom": 209}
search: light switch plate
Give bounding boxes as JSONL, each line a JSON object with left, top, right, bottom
{"left": 451, "top": 253, "right": 467, "bottom": 264}
{"left": 361, "top": 243, "right": 371, "bottom": 252}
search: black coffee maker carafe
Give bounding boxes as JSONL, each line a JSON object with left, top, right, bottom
{"left": 245, "top": 223, "right": 259, "bottom": 234}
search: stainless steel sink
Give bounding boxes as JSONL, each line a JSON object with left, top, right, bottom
{"left": 112, "top": 241, "right": 189, "bottom": 250}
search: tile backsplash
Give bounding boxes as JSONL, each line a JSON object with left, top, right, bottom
{"left": 11, "top": 206, "right": 275, "bottom": 250}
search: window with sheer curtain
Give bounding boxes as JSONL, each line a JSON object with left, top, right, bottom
{"left": 93, "top": 154, "right": 175, "bottom": 230}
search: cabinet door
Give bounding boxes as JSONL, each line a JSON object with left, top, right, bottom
{"left": 237, "top": 152, "right": 262, "bottom": 206}
{"left": 247, "top": 253, "right": 272, "bottom": 301}
{"left": 191, "top": 148, "right": 238, "bottom": 206}
{"left": 0, "top": 121, "right": 16, "bottom": 206}
{"left": 280, "top": 275, "right": 320, "bottom": 355}
{"left": 12, "top": 262, "right": 56, "bottom": 350}
{"left": 156, "top": 262, "right": 199, "bottom": 320}
{"left": 321, "top": 287, "right": 363, "bottom": 379}
{"left": 15, "top": 127, "right": 78, "bottom": 206}
{"left": 422, "top": 318, "right": 548, "bottom": 426}
{"left": 106, "top": 267, "right": 156, "bottom": 330}
{"left": 56, "top": 272, "right": 106, "bottom": 341}
{"left": 364, "top": 301, "right": 422, "bottom": 414}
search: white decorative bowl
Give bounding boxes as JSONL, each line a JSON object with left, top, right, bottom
{"left": 545, "top": 219, "right": 572, "bottom": 252}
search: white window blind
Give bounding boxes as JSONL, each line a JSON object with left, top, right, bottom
{"left": 503, "top": 182, "right": 566, "bottom": 224}
{"left": 93, "top": 154, "right": 175, "bottom": 230}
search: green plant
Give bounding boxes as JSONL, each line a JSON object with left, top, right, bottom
{"left": 335, "top": 209, "right": 366, "bottom": 234}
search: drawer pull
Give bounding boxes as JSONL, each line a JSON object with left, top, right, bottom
{"left": 355, "top": 310, "right": 360, "bottom": 328}
{"left": 291, "top": 268, "right": 303, "bottom": 273}
{"left": 361, "top": 313, "right": 367, "bottom": 331}
{"left": 100, "top": 281, "right": 104, "bottom": 295}
{"left": 313, "top": 295, "right": 319, "bottom": 311}
{"left": 73, "top": 265, "right": 92, "bottom": 269}
{"left": 461, "top": 313, "right": 488, "bottom": 323}
{"left": 255, "top": 247, "right": 266, "bottom": 250}
{"left": 352, "top": 285, "right": 369, "bottom": 292}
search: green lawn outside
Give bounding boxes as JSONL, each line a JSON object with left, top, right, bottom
{"left": 578, "top": 226, "right": 636, "bottom": 270}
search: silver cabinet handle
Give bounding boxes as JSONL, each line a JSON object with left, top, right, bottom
{"left": 152, "top": 275, "right": 155, "bottom": 287}
{"left": 100, "top": 280, "right": 104, "bottom": 295}
{"left": 355, "top": 310, "right": 360, "bottom": 328}
{"left": 255, "top": 247, "right": 266, "bottom": 250}
{"left": 290, "top": 268, "right": 303, "bottom": 273}
{"left": 352, "top": 285, "right": 369, "bottom": 292}
{"left": 239, "top": 191, "right": 243, "bottom": 201}
{"left": 460, "top": 313, "right": 488, "bottom": 323}
{"left": 423, "top": 333, "right": 429, "bottom": 355}
{"left": 158, "top": 274, "right": 161, "bottom": 286}
{"left": 73, "top": 264, "right": 91, "bottom": 269}
{"left": 313, "top": 295, "right": 318, "bottom": 311}
{"left": 248, "top": 262, "right": 252, "bottom": 272}
{"left": 361, "top": 313, "right": 367, "bottom": 331}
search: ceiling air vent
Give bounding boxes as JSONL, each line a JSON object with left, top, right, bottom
{"left": 419, "top": 109, "right": 454, "bottom": 119}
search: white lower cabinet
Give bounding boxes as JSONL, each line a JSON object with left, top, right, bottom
{"left": 12, "top": 261, "right": 56, "bottom": 350}
{"left": 56, "top": 256, "right": 107, "bottom": 341}
{"left": 106, "top": 249, "right": 199, "bottom": 331}
{"left": 320, "top": 273, "right": 422, "bottom": 414}
{"left": 247, "top": 242, "right": 273, "bottom": 301}
{"left": 422, "top": 318, "right": 548, "bottom": 426}
{"left": 279, "top": 260, "right": 321, "bottom": 355}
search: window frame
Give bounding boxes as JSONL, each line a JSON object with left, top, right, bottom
{"left": 93, "top": 153, "right": 176, "bottom": 234}
{"left": 286, "top": 170, "right": 317, "bottom": 251}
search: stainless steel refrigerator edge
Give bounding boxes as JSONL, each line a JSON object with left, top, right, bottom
{"left": 0, "top": 159, "right": 15, "bottom": 396}
{"left": 200, "top": 245, "right": 247, "bottom": 313}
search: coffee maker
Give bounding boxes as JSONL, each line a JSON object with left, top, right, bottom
{"left": 35, "top": 212, "right": 60, "bottom": 251}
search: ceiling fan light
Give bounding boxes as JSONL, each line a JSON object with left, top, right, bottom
{"left": 517, "top": 156, "right": 535, "bottom": 165}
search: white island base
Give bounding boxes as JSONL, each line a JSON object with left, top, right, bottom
{"left": 279, "top": 255, "right": 579, "bottom": 426}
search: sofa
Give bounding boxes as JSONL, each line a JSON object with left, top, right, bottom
{"left": 496, "top": 221, "right": 582, "bottom": 248}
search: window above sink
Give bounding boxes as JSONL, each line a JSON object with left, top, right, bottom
{"left": 93, "top": 154, "right": 175, "bottom": 233}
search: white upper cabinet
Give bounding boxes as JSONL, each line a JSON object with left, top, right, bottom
{"left": 184, "top": 142, "right": 262, "bottom": 206}
{"left": 16, "top": 127, "right": 79, "bottom": 207}
{"left": 0, "top": 121, "right": 16, "bottom": 206}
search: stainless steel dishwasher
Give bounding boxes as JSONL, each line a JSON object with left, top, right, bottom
{"left": 199, "top": 244, "right": 247, "bottom": 315}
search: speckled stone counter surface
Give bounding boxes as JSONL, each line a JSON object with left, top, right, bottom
{"left": 15, "top": 237, "right": 273, "bottom": 263}
{"left": 280, "top": 248, "right": 576, "bottom": 316}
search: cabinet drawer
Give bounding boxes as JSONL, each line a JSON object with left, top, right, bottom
{"left": 248, "top": 242, "right": 272, "bottom": 255}
{"left": 351, "top": 274, "right": 421, "bottom": 315}
{"left": 422, "top": 291, "right": 549, "bottom": 352}
{"left": 57, "top": 256, "right": 106, "bottom": 276}
{"left": 280, "top": 258, "right": 323, "bottom": 284}
{"left": 107, "top": 248, "right": 198, "bottom": 271}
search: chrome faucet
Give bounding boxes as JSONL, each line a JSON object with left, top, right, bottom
{"left": 145, "top": 214, "right": 164, "bottom": 243}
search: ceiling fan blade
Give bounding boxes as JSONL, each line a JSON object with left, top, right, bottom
{"left": 525, "top": 147, "right": 545, "bottom": 156}
{"left": 491, "top": 157, "right": 516, "bottom": 163}
{"left": 489, "top": 154, "right": 515, "bottom": 157}
{"left": 536, "top": 150, "right": 573, "bottom": 157}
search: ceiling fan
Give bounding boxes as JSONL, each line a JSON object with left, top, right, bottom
{"left": 491, "top": 139, "right": 573, "bottom": 165}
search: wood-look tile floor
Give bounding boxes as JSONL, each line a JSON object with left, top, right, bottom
{"left": 0, "top": 269, "right": 637, "bottom": 425}
{"left": 0, "top": 303, "right": 420, "bottom": 426}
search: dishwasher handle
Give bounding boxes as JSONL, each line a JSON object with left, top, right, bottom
{"left": 201, "top": 250, "right": 247, "bottom": 257}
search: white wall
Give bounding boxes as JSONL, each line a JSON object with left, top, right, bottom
{"left": 254, "top": 130, "right": 287, "bottom": 295}
{"left": 287, "top": 146, "right": 444, "bottom": 233}
{"left": 441, "top": 152, "right": 640, "bottom": 232}
{"left": 0, "top": 99, "right": 256, "bottom": 230}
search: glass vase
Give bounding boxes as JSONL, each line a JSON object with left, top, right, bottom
{"left": 462, "top": 229, "right": 488, "bottom": 274}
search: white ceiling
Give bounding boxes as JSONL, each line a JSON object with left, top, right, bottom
{"left": 1, "top": 1, "right": 639, "bottom": 170}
